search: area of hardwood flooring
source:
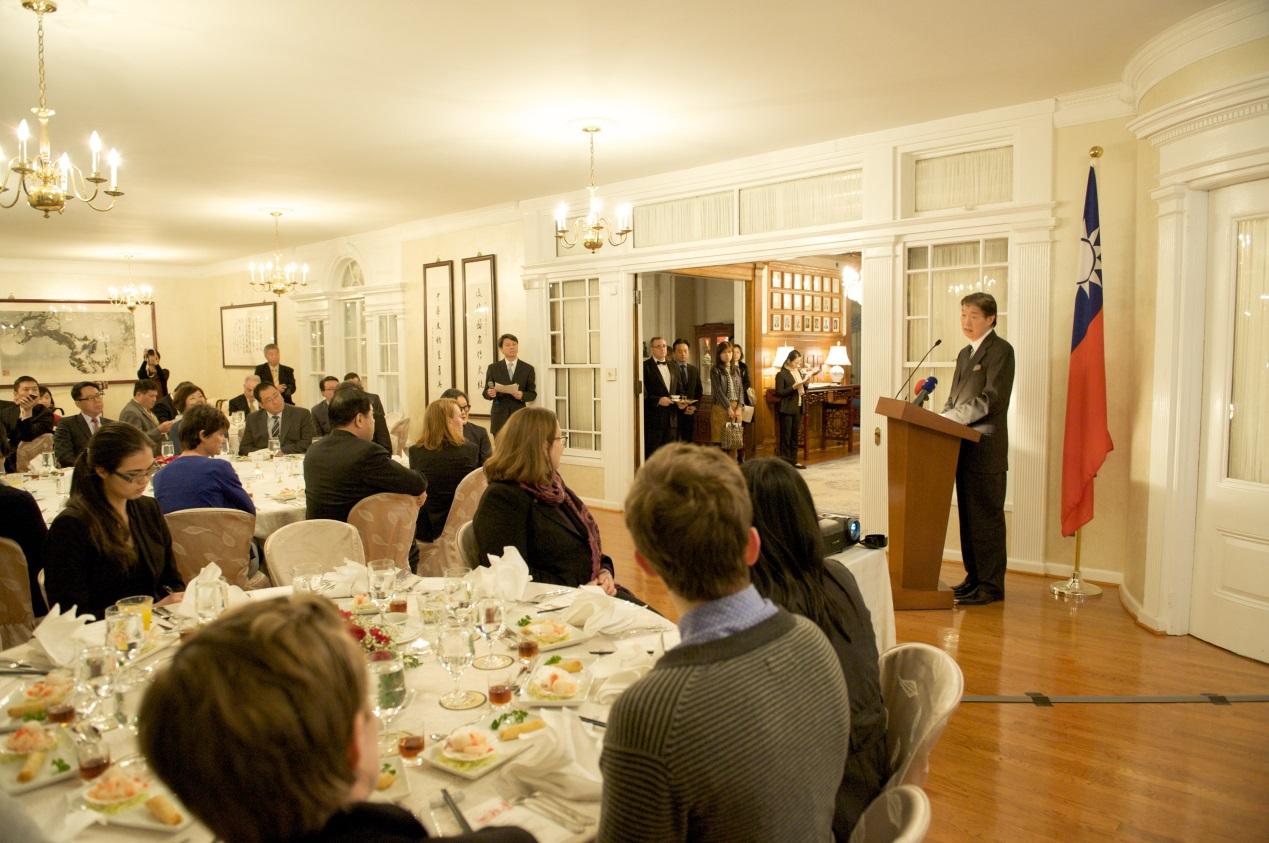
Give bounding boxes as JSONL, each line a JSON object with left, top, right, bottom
{"left": 590, "top": 508, "right": 1269, "bottom": 841}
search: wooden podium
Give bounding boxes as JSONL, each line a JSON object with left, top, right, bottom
{"left": 875, "top": 397, "right": 981, "bottom": 610}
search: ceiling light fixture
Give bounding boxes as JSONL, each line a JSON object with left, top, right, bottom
{"left": 554, "top": 127, "right": 632, "bottom": 253}
{"left": 248, "top": 211, "right": 309, "bottom": 297}
{"left": 107, "top": 255, "right": 153, "bottom": 313}
{"left": 0, "top": 1, "right": 123, "bottom": 217}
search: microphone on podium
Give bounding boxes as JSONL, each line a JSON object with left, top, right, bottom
{"left": 894, "top": 339, "right": 942, "bottom": 398}
{"left": 912, "top": 375, "right": 938, "bottom": 408}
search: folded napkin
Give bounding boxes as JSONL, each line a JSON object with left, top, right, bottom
{"left": 175, "top": 564, "right": 250, "bottom": 619}
{"left": 324, "top": 560, "right": 368, "bottom": 598}
{"left": 590, "top": 640, "right": 657, "bottom": 705}
{"left": 33, "top": 603, "right": 95, "bottom": 666}
{"left": 247, "top": 448, "right": 272, "bottom": 461}
{"left": 499, "top": 709, "right": 603, "bottom": 802}
{"left": 467, "top": 545, "right": 531, "bottom": 602}
{"left": 49, "top": 805, "right": 106, "bottom": 842}
{"left": 563, "top": 586, "right": 645, "bottom": 635}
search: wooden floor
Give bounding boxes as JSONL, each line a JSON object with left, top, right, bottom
{"left": 591, "top": 508, "right": 1269, "bottom": 842}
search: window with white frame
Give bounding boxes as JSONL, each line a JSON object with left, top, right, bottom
{"left": 903, "top": 237, "right": 1009, "bottom": 412}
{"left": 307, "top": 319, "right": 327, "bottom": 391}
{"left": 377, "top": 314, "right": 400, "bottom": 413}
{"left": 343, "top": 299, "right": 367, "bottom": 378}
{"left": 548, "top": 277, "right": 601, "bottom": 453}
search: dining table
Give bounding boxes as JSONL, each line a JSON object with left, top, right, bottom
{"left": 0, "top": 579, "right": 679, "bottom": 842}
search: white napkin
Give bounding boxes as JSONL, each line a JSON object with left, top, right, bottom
{"left": 33, "top": 603, "right": 95, "bottom": 666}
{"left": 247, "top": 449, "right": 271, "bottom": 462}
{"left": 50, "top": 807, "right": 106, "bottom": 842}
{"left": 499, "top": 709, "right": 603, "bottom": 802}
{"left": 467, "top": 545, "right": 531, "bottom": 602}
{"left": 324, "top": 560, "right": 368, "bottom": 598}
{"left": 590, "top": 640, "right": 657, "bottom": 704}
{"left": 563, "top": 586, "right": 644, "bottom": 635}
{"left": 175, "top": 564, "right": 250, "bottom": 619}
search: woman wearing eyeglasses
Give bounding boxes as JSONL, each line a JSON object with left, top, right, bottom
{"left": 44, "top": 423, "right": 184, "bottom": 619}
{"left": 440, "top": 388, "right": 492, "bottom": 465}
{"left": 473, "top": 407, "right": 619, "bottom": 594}
{"left": 409, "top": 398, "right": 481, "bottom": 543}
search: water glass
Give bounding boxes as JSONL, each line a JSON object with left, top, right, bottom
{"left": 103, "top": 607, "right": 143, "bottom": 660}
{"left": 415, "top": 591, "right": 447, "bottom": 653}
{"left": 194, "top": 576, "right": 229, "bottom": 624}
{"left": 268, "top": 436, "right": 281, "bottom": 455}
{"left": 437, "top": 621, "right": 477, "bottom": 710}
{"left": 219, "top": 439, "right": 230, "bottom": 458}
{"left": 77, "top": 646, "right": 118, "bottom": 727}
{"left": 472, "top": 598, "right": 512, "bottom": 669}
{"left": 54, "top": 471, "right": 66, "bottom": 495}
{"left": 115, "top": 595, "right": 154, "bottom": 632}
{"left": 38, "top": 451, "right": 54, "bottom": 475}
{"left": 443, "top": 566, "right": 472, "bottom": 617}
{"left": 292, "top": 563, "right": 323, "bottom": 593}
{"left": 74, "top": 726, "right": 111, "bottom": 781}
{"left": 160, "top": 441, "right": 175, "bottom": 459}
{"left": 368, "top": 559, "right": 397, "bottom": 610}
{"left": 367, "top": 653, "right": 408, "bottom": 722}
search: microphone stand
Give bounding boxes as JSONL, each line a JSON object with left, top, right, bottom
{"left": 894, "top": 339, "right": 942, "bottom": 399}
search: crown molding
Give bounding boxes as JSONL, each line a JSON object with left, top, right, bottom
{"left": 1128, "top": 70, "right": 1269, "bottom": 143}
{"left": 0, "top": 257, "right": 199, "bottom": 280}
{"left": 1053, "top": 83, "right": 1136, "bottom": 128}
{"left": 1123, "top": 0, "right": 1269, "bottom": 105}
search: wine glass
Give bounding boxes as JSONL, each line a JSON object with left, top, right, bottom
{"left": 443, "top": 566, "right": 472, "bottom": 618}
{"left": 367, "top": 653, "right": 408, "bottom": 724}
{"left": 77, "top": 645, "right": 119, "bottom": 729}
{"left": 472, "top": 598, "right": 513, "bottom": 669}
{"left": 436, "top": 621, "right": 482, "bottom": 711}
{"left": 414, "top": 591, "right": 446, "bottom": 655}
{"left": 368, "top": 559, "right": 397, "bottom": 616}
{"left": 194, "top": 576, "right": 229, "bottom": 624}
{"left": 160, "top": 440, "right": 175, "bottom": 459}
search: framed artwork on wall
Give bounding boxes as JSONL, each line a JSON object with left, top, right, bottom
{"left": 794, "top": 314, "right": 803, "bottom": 332}
{"left": 782, "top": 314, "right": 792, "bottom": 331}
{"left": 772, "top": 272, "right": 783, "bottom": 288}
{"left": 1, "top": 299, "right": 160, "bottom": 386}
{"left": 832, "top": 317, "right": 840, "bottom": 332}
{"left": 220, "top": 301, "right": 276, "bottom": 368}
{"left": 813, "top": 316, "right": 822, "bottom": 332}
{"left": 422, "top": 260, "right": 456, "bottom": 405}
{"left": 461, "top": 254, "right": 498, "bottom": 418}
{"left": 771, "top": 313, "right": 781, "bottom": 331}
{"left": 793, "top": 294, "right": 802, "bottom": 310}
{"left": 793, "top": 274, "right": 803, "bottom": 290}
{"left": 783, "top": 293, "right": 792, "bottom": 310}
{"left": 813, "top": 276, "right": 822, "bottom": 292}
{"left": 771, "top": 291, "right": 781, "bottom": 309}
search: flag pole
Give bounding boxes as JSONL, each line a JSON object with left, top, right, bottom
{"left": 1052, "top": 144, "right": 1107, "bottom": 602}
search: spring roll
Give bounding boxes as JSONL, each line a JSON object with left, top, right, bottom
{"left": 556, "top": 659, "right": 584, "bottom": 673}
{"left": 376, "top": 768, "right": 396, "bottom": 790}
{"left": 499, "top": 718, "right": 546, "bottom": 741}
{"left": 6, "top": 700, "right": 47, "bottom": 719}
{"left": 145, "top": 794, "right": 183, "bottom": 826}
{"left": 17, "top": 751, "right": 45, "bottom": 783}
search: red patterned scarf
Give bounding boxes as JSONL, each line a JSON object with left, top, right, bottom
{"left": 520, "top": 473, "right": 603, "bottom": 581}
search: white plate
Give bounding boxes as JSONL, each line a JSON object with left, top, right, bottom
{"left": 425, "top": 737, "right": 529, "bottom": 781}
{"left": 0, "top": 727, "right": 77, "bottom": 795}
{"left": 0, "top": 682, "right": 70, "bottom": 734}
{"left": 368, "top": 755, "right": 412, "bottom": 803}
{"left": 70, "top": 757, "right": 193, "bottom": 832}
{"left": 518, "top": 657, "right": 594, "bottom": 708}
{"left": 517, "top": 620, "right": 592, "bottom": 653}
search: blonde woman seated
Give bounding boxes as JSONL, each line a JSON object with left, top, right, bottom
{"left": 139, "top": 595, "right": 532, "bottom": 843}
{"left": 408, "top": 397, "right": 481, "bottom": 543}
{"left": 473, "top": 407, "right": 622, "bottom": 595}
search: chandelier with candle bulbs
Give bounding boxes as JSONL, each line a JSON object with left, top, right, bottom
{"left": 107, "top": 255, "right": 154, "bottom": 313}
{"left": 554, "top": 127, "right": 632, "bottom": 253}
{"left": 1, "top": 1, "right": 123, "bottom": 217}
{"left": 248, "top": 211, "right": 309, "bottom": 297}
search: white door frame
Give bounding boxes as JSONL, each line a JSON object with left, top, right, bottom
{"left": 1129, "top": 72, "right": 1269, "bottom": 632}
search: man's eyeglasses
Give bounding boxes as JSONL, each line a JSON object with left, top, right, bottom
{"left": 76, "top": 392, "right": 103, "bottom": 403}
{"left": 456, "top": 403, "right": 470, "bottom": 413}
{"left": 112, "top": 464, "right": 160, "bottom": 484}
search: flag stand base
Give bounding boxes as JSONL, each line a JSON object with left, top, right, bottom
{"left": 1051, "top": 529, "right": 1103, "bottom": 600}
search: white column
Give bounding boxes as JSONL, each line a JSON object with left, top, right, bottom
{"left": 859, "top": 237, "right": 900, "bottom": 533}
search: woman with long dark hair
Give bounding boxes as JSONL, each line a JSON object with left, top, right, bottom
{"left": 44, "top": 423, "right": 184, "bottom": 619}
{"left": 773, "top": 348, "right": 818, "bottom": 469}
{"left": 709, "top": 340, "right": 745, "bottom": 463}
{"left": 740, "top": 457, "right": 888, "bottom": 837}
{"left": 137, "top": 349, "right": 170, "bottom": 398}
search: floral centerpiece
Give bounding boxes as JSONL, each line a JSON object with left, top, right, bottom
{"left": 340, "top": 609, "right": 420, "bottom": 669}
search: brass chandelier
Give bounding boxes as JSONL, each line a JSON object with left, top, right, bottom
{"left": 1, "top": 1, "right": 124, "bottom": 217}
{"left": 248, "top": 212, "right": 309, "bottom": 297}
{"left": 554, "top": 127, "right": 632, "bottom": 253}
{"left": 107, "top": 255, "right": 153, "bottom": 313}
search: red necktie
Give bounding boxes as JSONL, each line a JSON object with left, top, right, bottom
{"left": 90, "top": 416, "right": 99, "bottom": 434}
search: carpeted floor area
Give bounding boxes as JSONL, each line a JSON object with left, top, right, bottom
{"left": 799, "top": 453, "right": 861, "bottom": 517}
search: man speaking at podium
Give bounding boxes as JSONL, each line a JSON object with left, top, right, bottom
{"left": 940, "top": 292, "right": 1014, "bottom": 606}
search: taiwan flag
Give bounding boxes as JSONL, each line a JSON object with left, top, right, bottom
{"left": 1061, "top": 165, "right": 1115, "bottom": 536}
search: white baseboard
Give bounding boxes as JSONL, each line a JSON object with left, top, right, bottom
{"left": 1117, "top": 583, "right": 1168, "bottom": 632}
{"left": 940, "top": 550, "right": 1124, "bottom": 586}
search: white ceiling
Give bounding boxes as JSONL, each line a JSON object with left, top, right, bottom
{"left": 0, "top": 0, "right": 1218, "bottom": 268}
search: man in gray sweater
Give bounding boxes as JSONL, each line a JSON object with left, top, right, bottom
{"left": 601, "top": 443, "right": 850, "bottom": 842}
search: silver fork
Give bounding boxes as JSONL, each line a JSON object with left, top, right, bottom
{"left": 511, "top": 795, "right": 587, "bottom": 833}
{"left": 530, "top": 791, "right": 595, "bottom": 826}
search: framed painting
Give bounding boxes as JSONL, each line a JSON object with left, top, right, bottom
{"left": 771, "top": 313, "right": 781, "bottom": 331}
{"left": 782, "top": 314, "right": 792, "bottom": 331}
{"left": 772, "top": 271, "right": 783, "bottom": 289}
{"left": 1, "top": 299, "right": 158, "bottom": 387}
{"left": 771, "top": 291, "right": 781, "bottom": 309}
{"left": 833, "top": 298, "right": 841, "bottom": 313}
{"left": 423, "top": 260, "right": 457, "bottom": 404}
{"left": 832, "top": 317, "right": 841, "bottom": 332}
{"left": 793, "top": 274, "right": 803, "bottom": 291}
{"left": 813, "top": 276, "right": 822, "bottom": 292}
{"left": 794, "top": 314, "right": 803, "bottom": 332}
{"left": 461, "top": 254, "right": 498, "bottom": 418}
{"left": 220, "top": 302, "right": 276, "bottom": 368}
{"left": 793, "top": 294, "right": 802, "bottom": 310}
{"left": 813, "top": 316, "right": 822, "bottom": 332}
{"left": 782, "top": 293, "right": 792, "bottom": 310}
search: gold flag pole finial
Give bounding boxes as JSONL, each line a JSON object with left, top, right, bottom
{"left": 1089, "top": 146, "right": 1104, "bottom": 159}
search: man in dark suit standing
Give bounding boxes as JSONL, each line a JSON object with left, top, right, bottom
{"left": 484, "top": 333, "right": 536, "bottom": 437}
{"left": 643, "top": 337, "right": 677, "bottom": 459}
{"left": 342, "top": 373, "right": 393, "bottom": 453}
{"left": 2, "top": 375, "right": 57, "bottom": 472}
{"left": 304, "top": 385, "right": 426, "bottom": 522}
{"left": 238, "top": 383, "right": 317, "bottom": 455}
{"left": 54, "top": 382, "right": 114, "bottom": 467}
{"left": 254, "top": 343, "right": 297, "bottom": 405}
{"left": 227, "top": 375, "right": 261, "bottom": 417}
{"left": 310, "top": 376, "right": 339, "bottom": 437}
{"left": 671, "top": 339, "right": 703, "bottom": 444}
{"left": 941, "top": 292, "right": 1015, "bottom": 606}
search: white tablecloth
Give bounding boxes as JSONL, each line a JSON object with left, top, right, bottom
{"left": 827, "top": 546, "right": 897, "bottom": 652}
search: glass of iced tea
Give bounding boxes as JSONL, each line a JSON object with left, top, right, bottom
{"left": 517, "top": 636, "right": 539, "bottom": 667}
{"left": 75, "top": 727, "right": 111, "bottom": 780}
{"left": 47, "top": 701, "right": 76, "bottom": 725}
{"left": 388, "top": 595, "right": 408, "bottom": 615}
{"left": 397, "top": 733, "right": 426, "bottom": 767}
{"left": 488, "top": 672, "right": 515, "bottom": 712}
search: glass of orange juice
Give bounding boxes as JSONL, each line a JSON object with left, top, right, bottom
{"left": 116, "top": 595, "right": 154, "bottom": 632}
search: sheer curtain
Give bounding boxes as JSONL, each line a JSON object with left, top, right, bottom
{"left": 915, "top": 147, "right": 1013, "bottom": 212}
{"left": 1229, "top": 217, "right": 1269, "bottom": 483}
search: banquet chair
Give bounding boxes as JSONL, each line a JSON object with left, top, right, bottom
{"left": 164, "top": 508, "right": 268, "bottom": 590}
{"left": 389, "top": 415, "right": 411, "bottom": 456}
{"left": 847, "top": 784, "right": 932, "bottom": 843}
{"left": 348, "top": 493, "right": 421, "bottom": 571}
{"left": 418, "top": 467, "right": 488, "bottom": 575}
{"left": 0, "top": 538, "right": 35, "bottom": 648}
{"left": 456, "top": 520, "right": 480, "bottom": 569}
{"left": 878, "top": 642, "right": 964, "bottom": 790}
{"left": 15, "top": 433, "right": 54, "bottom": 473}
{"left": 264, "top": 519, "right": 365, "bottom": 586}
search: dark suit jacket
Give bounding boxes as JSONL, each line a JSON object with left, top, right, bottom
{"left": 473, "top": 480, "right": 613, "bottom": 587}
{"left": 311, "top": 400, "right": 332, "bottom": 436}
{"left": 302, "top": 802, "right": 534, "bottom": 843}
{"left": 227, "top": 394, "right": 258, "bottom": 417}
{"left": 254, "top": 362, "right": 297, "bottom": 405}
{"left": 0, "top": 484, "right": 48, "bottom": 616}
{"left": 409, "top": 441, "right": 481, "bottom": 541}
{"left": 44, "top": 496, "right": 184, "bottom": 620}
{"left": 942, "top": 330, "right": 1015, "bottom": 474}
{"left": 153, "top": 395, "right": 176, "bottom": 423}
{"left": 1, "top": 402, "right": 56, "bottom": 472}
{"left": 364, "top": 391, "right": 393, "bottom": 453}
{"left": 303, "top": 429, "right": 426, "bottom": 522}
{"left": 643, "top": 357, "right": 677, "bottom": 443}
{"left": 463, "top": 421, "right": 493, "bottom": 465}
{"left": 484, "top": 359, "right": 537, "bottom": 435}
{"left": 54, "top": 415, "right": 115, "bottom": 468}
{"left": 671, "top": 361, "right": 703, "bottom": 439}
{"left": 773, "top": 368, "right": 804, "bottom": 415}
{"left": 239, "top": 405, "right": 317, "bottom": 455}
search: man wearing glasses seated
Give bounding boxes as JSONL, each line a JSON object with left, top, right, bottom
{"left": 53, "top": 381, "right": 114, "bottom": 467}
{"left": 440, "top": 388, "right": 492, "bottom": 465}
